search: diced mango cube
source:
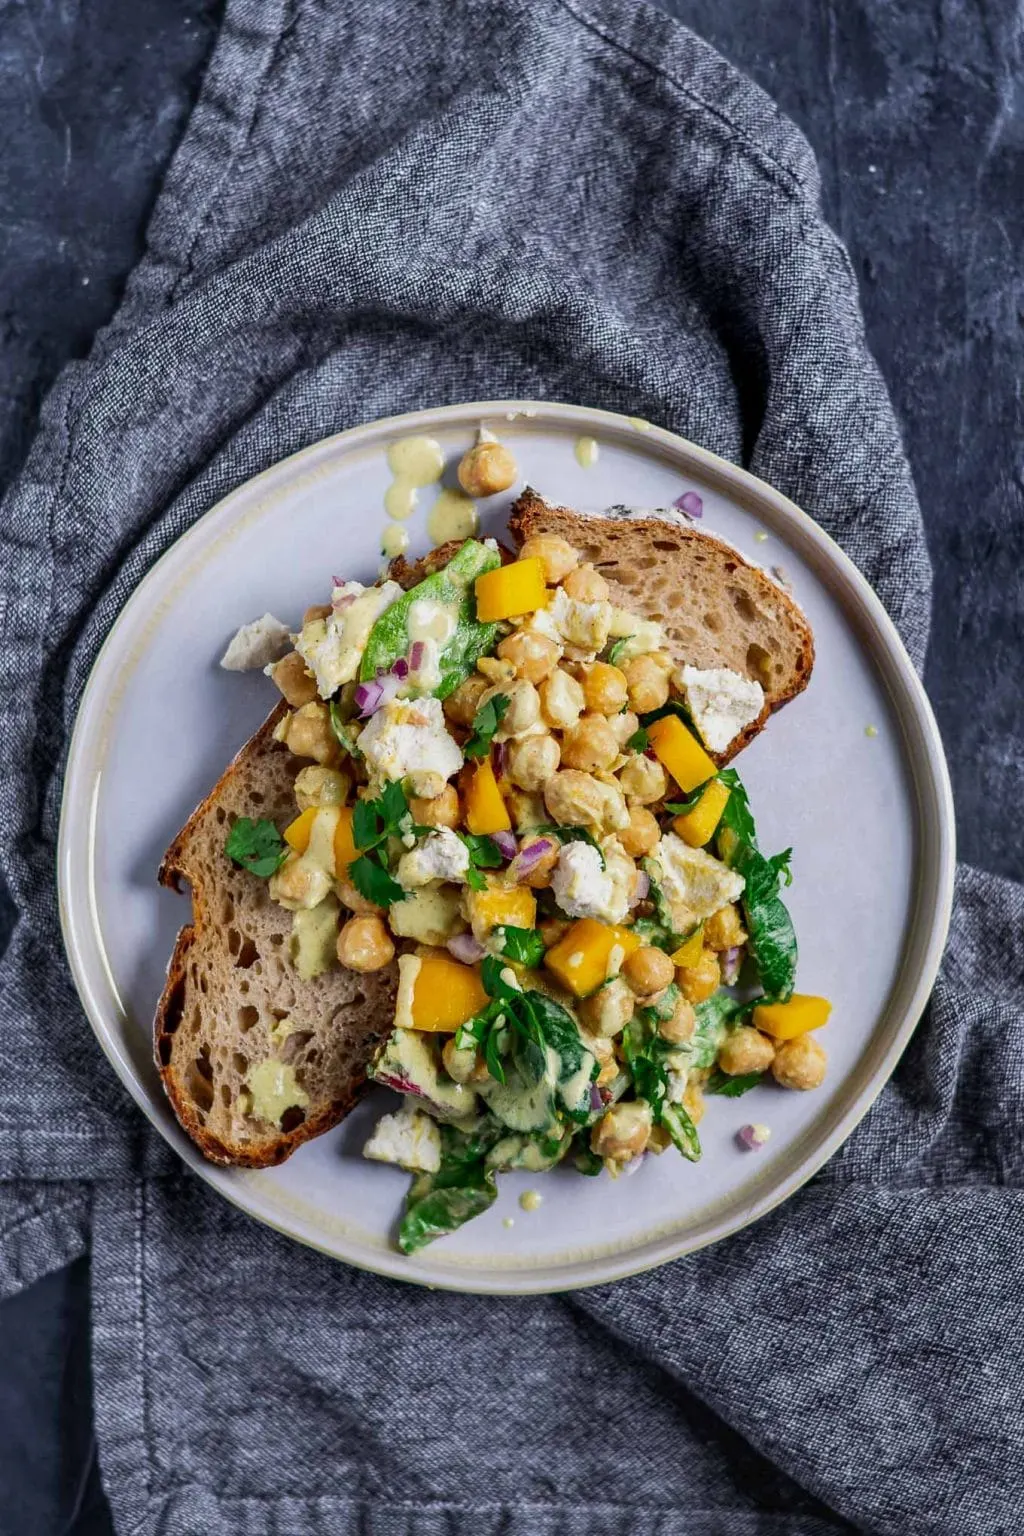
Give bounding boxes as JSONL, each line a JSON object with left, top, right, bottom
{"left": 474, "top": 558, "right": 548, "bottom": 622}
{"left": 333, "top": 805, "right": 358, "bottom": 874}
{"left": 545, "top": 918, "right": 642, "bottom": 998}
{"left": 462, "top": 758, "right": 512, "bottom": 835}
{"left": 411, "top": 954, "right": 488, "bottom": 1032}
{"left": 647, "top": 715, "right": 717, "bottom": 794}
{"left": 670, "top": 926, "right": 704, "bottom": 968}
{"left": 283, "top": 807, "right": 317, "bottom": 853}
{"left": 674, "top": 779, "right": 730, "bottom": 848}
{"left": 753, "top": 994, "right": 832, "bottom": 1041}
{"left": 465, "top": 881, "right": 536, "bottom": 938}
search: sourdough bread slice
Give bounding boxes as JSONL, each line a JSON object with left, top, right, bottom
{"left": 155, "top": 703, "right": 396, "bottom": 1167}
{"left": 508, "top": 488, "right": 814, "bottom": 761}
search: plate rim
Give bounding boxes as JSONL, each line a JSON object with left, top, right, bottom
{"left": 57, "top": 398, "right": 956, "bottom": 1293}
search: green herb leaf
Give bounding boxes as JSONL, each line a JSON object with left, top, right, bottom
{"left": 664, "top": 782, "right": 714, "bottom": 816}
{"left": 329, "top": 697, "right": 363, "bottom": 758}
{"left": 349, "top": 852, "right": 404, "bottom": 907}
{"left": 459, "top": 831, "right": 505, "bottom": 893}
{"left": 536, "top": 824, "right": 606, "bottom": 867}
{"left": 661, "top": 1101, "right": 702, "bottom": 1161}
{"left": 705, "top": 1068, "right": 765, "bottom": 1097}
{"left": 626, "top": 726, "right": 650, "bottom": 752}
{"left": 498, "top": 926, "right": 547, "bottom": 969}
{"left": 571, "top": 1134, "right": 604, "bottom": 1176}
{"left": 464, "top": 693, "right": 510, "bottom": 758}
{"left": 481, "top": 954, "right": 519, "bottom": 1002}
{"left": 398, "top": 1155, "right": 498, "bottom": 1253}
{"left": 715, "top": 768, "right": 798, "bottom": 1003}
{"left": 225, "top": 817, "right": 287, "bottom": 878}
{"left": 352, "top": 798, "right": 380, "bottom": 851}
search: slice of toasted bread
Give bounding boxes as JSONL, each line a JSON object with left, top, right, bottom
{"left": 508, "top": 489, "right": 814, "bottom": 761}
{"left": 155, "top": 703, "right": 396, "bottom": 1167}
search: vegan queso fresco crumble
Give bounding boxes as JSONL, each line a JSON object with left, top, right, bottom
{"left": 222, "top": 527, "right": 831, "bottom": 1253}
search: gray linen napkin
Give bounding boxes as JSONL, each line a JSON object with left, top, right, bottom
{"left": 1, "top": 1, "right": 1021, "bottom": 1531}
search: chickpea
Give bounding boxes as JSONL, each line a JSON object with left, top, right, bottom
{"left": 704, "top": 903, "right": 747, "bottom": 952}
{"left": 276, "top": 702, "right": 339, "bottom": 765}
{"left": 580, "top": 661, "right": 629, "bottom": 715}
{"left": 618, "top": 753, "right": 667, "bottom": 805}
{"left": 408, "top": 783, "right": 460, "bottom": 829}
{"left": 510, "top": 837, "right": 560, "bottom": 889}
{"left": 619, "top": 806, "right": 660, "bottom": 858}
{"left": 682, "top": 1081, "right": 705, "bottom": 1125}
{"left": 544, "top": 770, "right": 627, "bottom": 831}
{"left": 484, "top": 679, "right": 540, "bottom": 737}
{"left": 658, "top": 996, "right": 697, "bottom": 1046}
{"left": 457, "top": 439, "right": 518, "bottom": 497}
{"left": 591, "top": 1100, "right": 652, "bottom": 1164}
{"left": 497, "top": 629, "right": 560, "bottom": 684}
{"left": 336, "top": 914, "right": 395, "bottom": 972}
{"left": 772, "top": 1036, "right": 827, "bottom": 1091}
{"left": 623, "top": 654, "right": 671, "bottom": 713}
{"left": 539, "top": 915, "right": 571, "bottom": 949}
{"left": 407, "top": 769, "right": 446, "bottom": 801}
{"left": 610, "top": 709, "right": 640, "bottom": 749}
{"left": 506, "top": 733, "right": 561, "bottom": 792}
{"left": 302, "top": 603, "right": 332, "bottom": 625}
{"left": 476, "top": 654, "right": 517, "bottom": 684}
{"left": 270, "top": 650, "right": 318, "bottom": 709}
{"left": 578, "top": 976, "right": 636, "bottom": 1038}
{"left": 718, "top": 1026, "right": 775, "bottom": 1076}
{"left": 336, "top": 875, "right": 380, "bottom": 915}
{"left": 519, "top": 534, "right": 580, "bottom": 585}
{"left": 676, "top": 948, "right": 721, "bottom": 1004}
{"left": 503, "top": 786, "right": 547, "bottom": 832}
{"left": 580, "top": 1030, "right": 617, "bottom": 1086}
{"left": 442, "top": 1039, "right": 480, "bottom": 1084}
{"left": 539, "top": 668, "right": 585, "bottom": 730}
{"left": 622, "top": 945, "right": 675, "bottom": 999}
{"left": 647, "top": 1124, "right": 673, "bottom": 1155}
{"left": 293, "top": 764, "right": 349, "bottom": 810}
{"left": 444, "top": 673, "right": 490, "bottom": 727}
{"left": 561, "top": 715, "right": 619, "bottom": 773}
{"left": 562, "top": 563, "right": 609, "bottom": 602}
{"left": 269, "top": 852, "right": 333, "bottom": 911}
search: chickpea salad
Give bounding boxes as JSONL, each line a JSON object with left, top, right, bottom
{"left": 221, "top": 529, "right": 831, "bottom": 1253}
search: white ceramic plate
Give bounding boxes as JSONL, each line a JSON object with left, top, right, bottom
{"left": 58, "top": 401, "right": 954, "bottom": 1293}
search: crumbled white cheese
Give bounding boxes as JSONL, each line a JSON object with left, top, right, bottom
{"left": 397, "top": 828, "right": 470, "bottom": 890}
{"left": 295, "top": 580, "right": 402, "bottom": 698}
{"left": 606, "top": 609, "right": 667, "bottom": 658}
{"left": 551, "top": 841, "right": 630, "bottom": 924}
{"left": 219, "top": 613, "right": 292, "bottom": 671}
{"left": 548, "top": 588, "right": 612, "bottom": 658}
{"left": 674, "top": 664, "right": 764, "bottom": 754}
{"left": 358, "top": 696, "right": 463, "bottom": 787}
{"left": 363, "top": 1103, "right": 442, "bottom": 1173}
{"left": 650, "top": 832, "right": 745, "bottom": 926}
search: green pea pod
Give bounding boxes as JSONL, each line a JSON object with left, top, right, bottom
{"left": 359, "top": 538, "right": 500, "bottom": 700}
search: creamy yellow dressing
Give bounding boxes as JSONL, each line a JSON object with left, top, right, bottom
{"left": 394, "top": 954, "right": 423, "bottom": 1030}
{"left": 381, "top": 523, "right": 410, "bottom": 558}
{"left": 574, "top": 436, "right": 599, "bottom": 468}
{"left": 289, "top": 895, "right": 340, "bottom": 981}
{"left": 427, "top": 487, "right": 478, "bottom": 545}
{"left": 628, "top": 416, "right": 652, "bottom": 432}
{"left": 519, "top": 1189, "right": 543, "bottom": 1212}
{"left": 245, "top": 1060, "right": 309, "bottom": 1125}
{"left": 384, "top": 435, "right": 445, "bottom": 522}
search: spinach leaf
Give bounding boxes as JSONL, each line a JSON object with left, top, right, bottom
{"left": 640, "top": 859, "right": 688, "bottom": 948}
{"left": 359, "top": 539, "right": 500, "bottom": 700}
{"left": 498, "top": 925, "right": 547, "bottom": 969}
{"left": 225, "top": 817, "right": 287, "bottom": 878}
{"left": 688, "top": 992, "right": 747, "bottom": 1069}
{"left": 398, "top": 1160, "right": 498, "bottom": 1253}
{"left": 705, "top": 1068, "right": 765, "bottom": 1097}
{"left": 486, "top": 1127, "right": 570, "bottom": 1172}
{"left": 620, "top": 1008, "right": 702, "bottom": 1163}
{"left": 715, "top": 768, "right": 798, "bottom": 1002}
{"left": 460, "top": 967, "right": 594, "bottom": 1120}
{"left": 572, "top": 1134, "right": 604, "bottom": 1176}
{"left": 626, "top": 725, "right": 650, "bottom": 753}
{"left": 464, "top": 694, "right": 509, "bottom": 758}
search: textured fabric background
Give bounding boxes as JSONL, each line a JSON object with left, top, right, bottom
{"left": 0, "top": 1, "right": 1021, "bottom": 1532}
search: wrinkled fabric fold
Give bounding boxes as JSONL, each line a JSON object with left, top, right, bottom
{"left": 0, "top": 0, "right": 1016, "bottom": 1532}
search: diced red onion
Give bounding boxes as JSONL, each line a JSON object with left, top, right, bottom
{"left": 599, "top": 1086, "right": 613, "bottom": 1106}
{"left": 492, "top": 740, "right": 508, "bottom": 779}
{"left": 721, "top": 946, "right": 743, "bottom": 985}
{"left": 737, "top": 1123, "right": 771, "bottom": 1152}
{"left": 332, "top": 574, "right": 345, "bottom": 587}
{"left": 354, "top": 679, "right": 383, "bottom": 716}
{"left": 643, "top": 746, "right": 657, "bottom": 760}
{"left": 511, "top": 838, "right": 554, "bottom": 881}
{"left": 446, "top": 933, "right": 486, "bottom": 964}
{"left": 673, "top": 491, "right": 704, "bottom": 518}
{"left": 589, "top": 1084, "right": 603, "bottom": 1113}
{"left": 623, "top": 1152, "right": 647, "bottom": 1177}
{"left": 492, "top": 830, "right": 518, "bottom": 861}
{"left": 409, "top": 640, "right": 426, "bottom": 671}
{"left": 630, "top": 871, "right": 650, "bottom": 907}
{"left": 391, "top": 657, "right": 409, "bottom": 680}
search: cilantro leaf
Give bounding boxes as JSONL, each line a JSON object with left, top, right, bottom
{"left": 664, "top": 782, "right": 715, "bottom": 816}
{"left": 498, "top": 925, "right": 546, "bottom": 968}
{"left": 349, "top": 852, "right": 404, "bottom": 907}
{"left": 459, "top": 832, "right": 504, "bottom": 892}
{"left": 463, "top": 693, "right": 510, "bottom": 758}
{"left": 626, "top": 726, "right": 650, "bottom": 752}
{"left": 352, "top": 797, "right": 380, "bottom": 851}
{"left": 705, "top": 1068, "right": 765, "bottom": 1097}
{"left": 225, "top": 817, "right": 287, "bottom": 878}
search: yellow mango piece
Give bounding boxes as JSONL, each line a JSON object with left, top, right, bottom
{"left": 474, "top": 558, "right": 547, "bottom": 622}
{"left": 411, "top": 954, "right": 488, "bottom": 1032}
{"left": 466, "top": 882, "right": 537, "bottom": 936}
{"left": 670, "top": 926, "right": 704, "bottom": 968}
{"left": 647, "top": 714, "right": 717, "bottom": 794}
{"left": 463, "top": 758, "right": 512, "bottom": 835}
{"left": 674, "top": 779, "right": 731, "bottom": 848}
{"left": 753, "top": 994, "right": 832, "bottom": 1041}
{"left": 333, "top": 805, "right": 358, "bottom": 874}
{"left": 545, "top": 918, "right": 642, "bottom": 998}
{"left": 283, "top": 807, "right": 317, "bottom": 853}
